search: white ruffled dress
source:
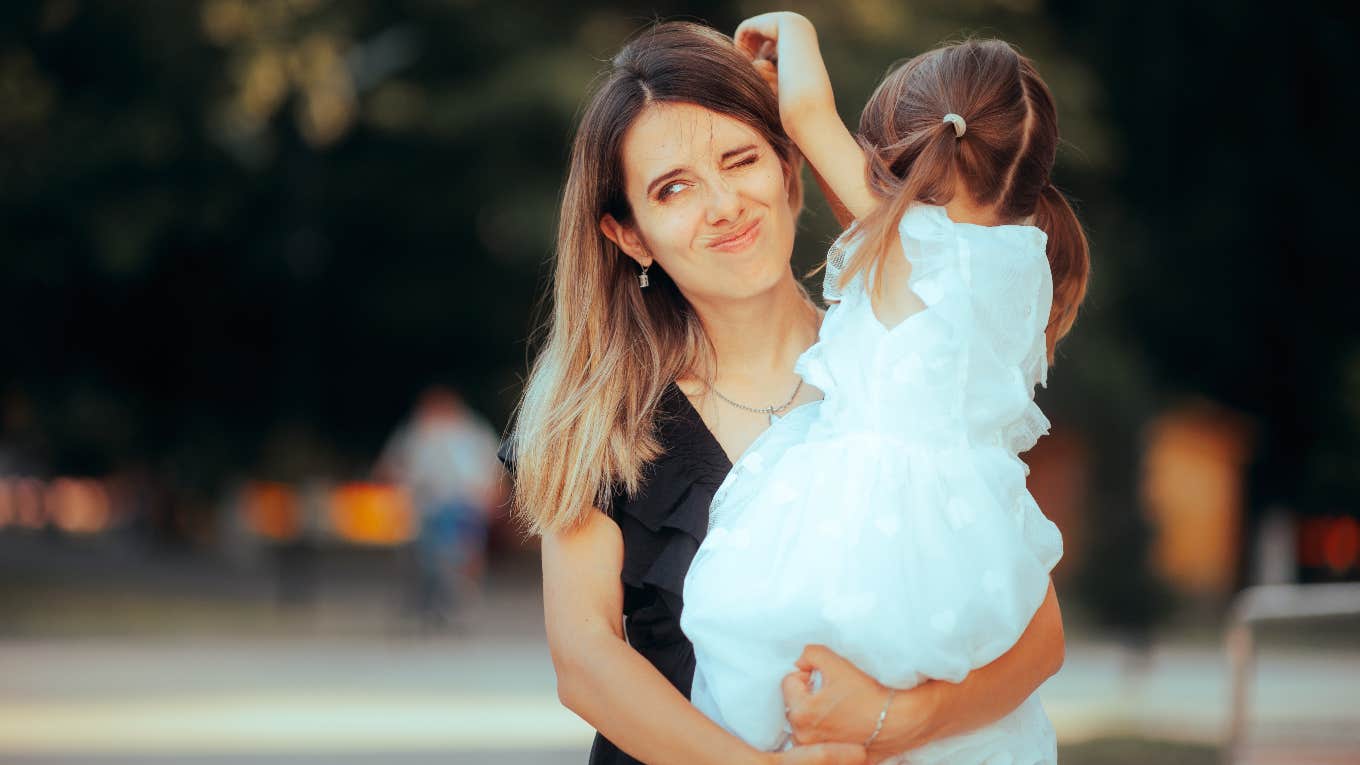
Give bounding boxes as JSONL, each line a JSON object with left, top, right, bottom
{"left": 680, "top": 204, "right": 1063, "bottom": 764}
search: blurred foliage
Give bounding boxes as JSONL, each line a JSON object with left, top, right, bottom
{"left": 1, "top": 1, "right": 1357, "bottom": 629}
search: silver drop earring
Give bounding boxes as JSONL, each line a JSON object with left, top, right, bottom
{"left": 638, "top": 263, "right": 651, "bottom": 289}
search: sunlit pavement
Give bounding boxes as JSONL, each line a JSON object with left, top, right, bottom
{"left": 2, "top": 632, "right": 1357, "bottom": 763}
{"left": 1, "top": 537, "right": 1356, "bottom": 764}
{"left": 4, "top": 754, "right": 585, "bottom": 765}
{"left": 0, "top": 635, "right": 593, "bottom": 762}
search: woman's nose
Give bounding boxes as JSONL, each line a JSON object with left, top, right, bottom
{"left": 704, "top": 179, "right": 742, "bottom": 227}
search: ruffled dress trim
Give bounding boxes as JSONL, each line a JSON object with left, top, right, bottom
{"left": 615, "top": 382, "right": 730, "bottom": 615}
{"left": 996, "top": 219, "right": 1054, "bottom": 459}
{"left": 797, "top": 204, "right": 977, "bottom": 425}
{"left": 800, "top": 204, "right": 1054, "bottom": 460}
{"left": 497, "top": 383, "right": 727, "bottom": 641}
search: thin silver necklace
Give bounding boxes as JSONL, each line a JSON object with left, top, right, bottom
{"left": 711, "top": 377, "right": 803, "bottom": 422}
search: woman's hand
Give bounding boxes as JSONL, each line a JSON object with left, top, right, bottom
{"left": 783, "top": 584, "right": 1067, "bottom": 761}
{"left": 782, "top": 645, "right": 932, "bottom": 761}
{"left": 772, "top": 742, "right": 868, "bottom": 765}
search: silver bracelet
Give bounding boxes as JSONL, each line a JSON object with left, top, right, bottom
{"left": 864, "top": 688, "right": 896, "bottom": 747}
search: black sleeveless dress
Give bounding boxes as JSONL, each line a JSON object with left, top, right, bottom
{"left": 500, "top": 382, "right": 733, "bottom": 765}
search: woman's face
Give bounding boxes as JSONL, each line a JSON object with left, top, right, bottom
{"left": 601, "top": 102, "right": 798, "bottom": 305}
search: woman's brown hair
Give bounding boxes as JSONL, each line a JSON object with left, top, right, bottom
{"left": 841, "top": 39, "right": 1089, "bottom": 362}
{"left": 507, "top": 22, "right": 803, "bottom": 535}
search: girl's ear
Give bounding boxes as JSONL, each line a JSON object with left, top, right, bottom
{"left": 599, "top": 214, "right": 652, "bottom": 268}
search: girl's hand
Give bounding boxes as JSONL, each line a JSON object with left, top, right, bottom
{"left": 735, "top": 12, "right": 793, "bottom": 97}
{"left": 733, "top": 13, "right": 829, "bottom": 113}
{"left": 733, "top": 12, "right": 877, "bottom": 220}
{"left": 733, "top": 12, "right": 794, "bottom": 59}
{"left": 752, "top": 56, "right": 779, "bottom": 98}
{"left": 772, "top": 742, "right": 868, "bottom": 765}
{"left": 782, "top": 645, "right": 933, "bottom": 760}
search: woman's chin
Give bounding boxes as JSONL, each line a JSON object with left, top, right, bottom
{"left": 721, "top": 259, "right": 795, "bottom": 301}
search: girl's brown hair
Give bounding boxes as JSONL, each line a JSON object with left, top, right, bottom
{"left": 842, "top": 39, "right": 1089, "bottom": 362}
{"left": 507, "top": 22, "right": 803, "bottom": 535}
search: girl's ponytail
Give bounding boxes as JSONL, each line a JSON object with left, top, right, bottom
{"left": 836, "top": 121, "right": 962, "bottom": 300}
{"left": 844, "top": 40, "right": 1090, "bottom": 364}
{"left": 1032, "top": 182, "right": 1090, "bottom": 364}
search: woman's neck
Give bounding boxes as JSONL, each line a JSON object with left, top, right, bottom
{"left": 689, "top": 274, "right": 820, "bottom": 389}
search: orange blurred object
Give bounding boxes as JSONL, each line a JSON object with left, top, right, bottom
{"left": 13, "top": 477, "right": 46, "bottom": 529}
{"left": 1142, "top": 399, "right": 1257, "bottom": 597}
{"left": 243, "top": 481, "right": 302, "bottom": 541}
{"left": 328, "top": 481, "right": 414, "bottom": 546}
{"left": 0, "top": 478, "right": 13, "bottom": 529}
{"left": 46, "top": 477, "right": 112, "bottom": 534}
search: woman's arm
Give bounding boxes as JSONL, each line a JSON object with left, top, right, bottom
{"left": 735, "top": 12, "right": 876, "bottom": 221}
{"left": 782, "top": 580, "right": 1065, "bottom": 760}
{"left": 544, "top": 508, "right": 866, "bottom": 765}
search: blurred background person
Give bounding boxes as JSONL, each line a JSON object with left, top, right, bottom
{"left": 375, "top": 384, "right": 504, "bottom": 629}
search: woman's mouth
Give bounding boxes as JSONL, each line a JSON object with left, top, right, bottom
{"left": 707, "top": 219, "right": 762, "bottom": 253}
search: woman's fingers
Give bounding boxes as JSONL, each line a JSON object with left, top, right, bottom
{"left": 821, "top": 744, "right": 869, "bottom": 765}
{"left": 780, "top": 743, "right": 868, "bottom": 765}
{"left": 783, "top": 669, "right": 813, "bottom": 707}
{"left": 796, "top": 643, "right": 835, "bottom": 672}
{"left": 782, "top": 669, "right": 819, "bottom": 742}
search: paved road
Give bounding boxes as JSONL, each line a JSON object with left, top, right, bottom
{"left": 2, "top": 633, "right": 1357, "bottom": 763}
{"left": 2, "top": 536, "right": 1356, "bottom": 763}
{"left": 2, "top": 751, "right": 584, "bottom": 756}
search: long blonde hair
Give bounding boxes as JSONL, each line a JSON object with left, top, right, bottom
{"left": 507, "top": 22, "right": 803, "bottom": 535}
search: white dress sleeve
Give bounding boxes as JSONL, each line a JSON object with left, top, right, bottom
{"left": 1000, "top": 254, "right": 1055, "bottom": 459}
{"left": 820, "top": 224, "right": 861, "bottom": 304}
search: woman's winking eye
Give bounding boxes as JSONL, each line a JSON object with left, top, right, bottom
{"left": 654, "top": 150, "right": 761, "bottom": 202}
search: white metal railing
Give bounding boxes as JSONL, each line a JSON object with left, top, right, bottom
{"left": 1223, "top": 582, "right": 1360, "bottom": 764}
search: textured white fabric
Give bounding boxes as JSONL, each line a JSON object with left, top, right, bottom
{"left": 682, "top": 204, "right": 1061, "bottom": 763}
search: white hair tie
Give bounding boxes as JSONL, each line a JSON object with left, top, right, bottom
{"left": 942, "top": 113, "right": 966, "bottom": 138}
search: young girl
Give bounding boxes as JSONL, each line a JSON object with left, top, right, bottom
{"left": 681, "top": 13, "right": 1090, "bottom": 764}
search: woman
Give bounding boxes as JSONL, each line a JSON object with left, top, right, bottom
{"left": 502, "top": 21, "right": 1065, "bottom": 765}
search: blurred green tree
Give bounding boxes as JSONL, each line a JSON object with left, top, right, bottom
{"left": 1, "top": 0, "right": 1355, "bottom": 632}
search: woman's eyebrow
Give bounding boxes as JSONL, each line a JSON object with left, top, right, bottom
{"left": 721, "top": 144, "right": 758, "bottom": 161}
{"left": 646, "top": 168, "right": 686, "bottom": 197}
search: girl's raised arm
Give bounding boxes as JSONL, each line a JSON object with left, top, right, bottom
{"left": 735, "top": 13, "right": 876, "bottom": 222}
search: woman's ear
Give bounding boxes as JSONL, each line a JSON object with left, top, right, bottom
{"left": 600, "top": 214, "right": 653, "bottom": 268}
